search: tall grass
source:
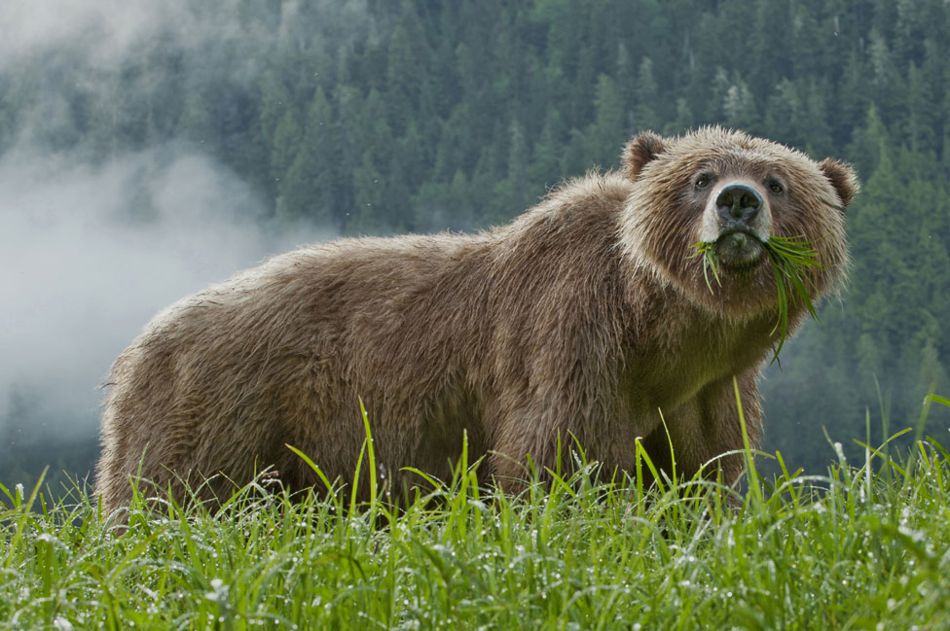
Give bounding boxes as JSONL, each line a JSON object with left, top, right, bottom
{"left": 2, "top": 397, "right": 948, "bottom": 629}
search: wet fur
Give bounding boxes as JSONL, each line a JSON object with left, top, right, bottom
{"left": 96, "top": 127, "right": 857, "bottom": 511}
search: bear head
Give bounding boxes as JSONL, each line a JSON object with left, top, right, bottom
{"left": 620, "top": 126, "right": 858, "bottom": 319}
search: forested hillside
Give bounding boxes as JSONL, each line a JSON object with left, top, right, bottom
{"left": 1, "top": 0, "right": 948, "bottom": 479}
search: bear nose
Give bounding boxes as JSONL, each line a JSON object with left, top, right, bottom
{"left": 716, "top": 184, "right": 763, "bottom": 225}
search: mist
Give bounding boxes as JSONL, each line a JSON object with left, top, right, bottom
{"left": 0, "top": 144, "right": 327, "bottom": 469}
{"left": 5, "top": 0, "right": 945, "bottom": 487}
{"left": 0, "top": 0, "right": 356, "bottom": 482}
{"left": 0, "top": 0, "right": 280, "bottom": 71}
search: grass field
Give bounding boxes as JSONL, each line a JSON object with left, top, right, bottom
{"left": 2, "top": 403, "right": 949, "bottom": 629}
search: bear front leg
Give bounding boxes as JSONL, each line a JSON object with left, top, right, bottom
{"left": 487, "top": 396, "right": 638, "bottom": 493}
{"left": 648, "top": 370, "right": 763, "bottom": 489}
{"left": 486, "top": 404, "right": 557, "bottom": 493}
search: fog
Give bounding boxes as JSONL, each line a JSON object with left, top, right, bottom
{"left": 0, "top": 0, "right": 369, "bottom": 72}
{"left": 0, "top": 0, "right": 345, "bottom": 480}
{"left": 1, "top": 0, "right": 255, "bottom": 69}
{"left": 2, "top": 145, "right": 324, "bottom": 438}
{"left": 0, "top": 146, "right": 330, "bottom": 470}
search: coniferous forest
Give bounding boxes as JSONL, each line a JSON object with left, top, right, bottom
{"left": 1, "top": 0, "right": 949, "bottom": 484}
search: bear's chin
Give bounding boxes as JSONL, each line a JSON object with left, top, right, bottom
{"left": 716, "top": 232, "right": 766, "bottom": 271}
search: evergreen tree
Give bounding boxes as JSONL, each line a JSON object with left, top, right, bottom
{"left": 495, "top": 119, "right": 531, "bottom": 217}
{"left": 586, "top": 74, "right": 627, "bottom": 167}
{"left": 722, "top": 76, "right": 758, "bottom": 131}
{"left": 633, "top": 56, "right": 659, "bottom": 133}
{"left": 529, "top": 110, "right": 567, "bottom": 187}
{"left": 6, "top": 0, "right": 950, "bottom": 480}
{"left": 277, "top": 89, "right": 340, "bottom": 225}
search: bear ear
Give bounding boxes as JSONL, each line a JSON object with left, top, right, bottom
{"left": 819, "top": 158, "right": 860, "bottom": 209}
{"left": 623, "top": 132, "right": 666, "bottom": 180}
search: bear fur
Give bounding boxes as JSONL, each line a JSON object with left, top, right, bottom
{"left": 95, "top": 127, "right": 858, "bottom": 512}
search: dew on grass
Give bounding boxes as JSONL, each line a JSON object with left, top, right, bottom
{"left": 205, "top": 578, "right": 229, "bottom": 603}
{"left": 52, "top": 617, "right": 74, "bottom": 631}
{"left": 897, "top": 524, "right": 925, "bottom": 543}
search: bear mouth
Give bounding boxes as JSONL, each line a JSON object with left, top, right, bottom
{"left": 715, "top": 229, "right": 766, "bottom": 270}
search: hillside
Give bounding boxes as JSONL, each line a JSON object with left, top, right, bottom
{"left": 1, "top": 0, "right": 949, "bottom": 481}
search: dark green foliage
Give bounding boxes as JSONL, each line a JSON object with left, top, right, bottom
{"left": 1, "top": 0, "right": 948, "bottom": 481}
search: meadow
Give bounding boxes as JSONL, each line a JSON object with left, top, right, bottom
{"left": 2, "top": 397, "right": 949, "bottom": 630}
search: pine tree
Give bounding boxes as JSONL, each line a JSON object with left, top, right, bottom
{"left": 350, "top": 154, "right": 386, "bottom": 234}
{"left": 277, "top": 89, "right": 340, "bottom": 225}
{"left": 722, "top": 75, "right": 758, "bottom": 131}
{"left": 529, "top": 110, "right": 567, "bottom": 188}
{"left": 585, "top": 74, "right": 627, "bottom": 168}
{"left": 633, "top": 56, "right": 659, "bottom": 133}
{"left": 496, "top": 119, "right": 531, "bottom": 217}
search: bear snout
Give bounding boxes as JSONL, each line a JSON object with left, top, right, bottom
{"left": 699, "top": 179, "right": 772, "bottom": 247}
{"left": 716, "top": 183, "right": 762, "bottom": 226}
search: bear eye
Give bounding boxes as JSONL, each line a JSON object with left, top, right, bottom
{"left": 768, "top": 179, "right": 784, "bottom": 194}
{"left": 695, "top": 173, "right": 713, "bottom": 190}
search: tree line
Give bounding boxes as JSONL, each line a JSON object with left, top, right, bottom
{"left": 1, "top": 0, "right": 948, "bottom": 478}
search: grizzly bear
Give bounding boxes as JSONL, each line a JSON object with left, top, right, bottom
{"left": 95, "top": 127, "right": 858, "bottom": 512}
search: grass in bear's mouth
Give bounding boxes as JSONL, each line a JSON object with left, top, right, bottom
{"left": 692, "top": 235, "right": 821, "bottom": 358}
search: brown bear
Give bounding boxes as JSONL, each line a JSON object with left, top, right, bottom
{"left": 95, "top": 127, "right": 858, "bottom": 512}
